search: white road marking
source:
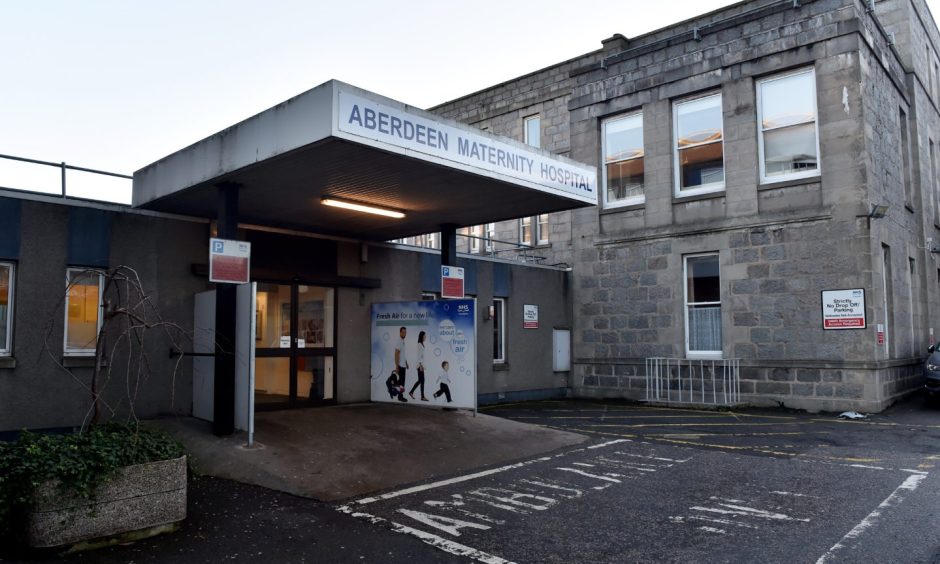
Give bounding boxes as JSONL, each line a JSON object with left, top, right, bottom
{"left": 698, "top": 526, "right": 726, "bottom": 534}
{"left": 572, "top": 462, "right": 595, "bottom": 467}
{"left": 849, "top": 464, "right": 886, "bottom": 470}
{"left": 613, "top": 451, "right": 689, "bottom": 463}
{"left": 901, "top": 468, "right": 928, "bottom": 475}
{"left": 556, "top": 467, "right": 623, "bottom": 483}
{"left": 588, "top": 439, "right": 631, "bottom": 449}
{"left": 692, "top": 502, "right": 810, "bottom": 522}
{"left": 336, "top": 506, "right": 514, "bottom": 564}
{"left": 356, "top": 456, "right": 553, "bottom": 505}
{"left": 687, "top": 515, "right": 759, "bottom": 530}
{"left": 770, "top": 491, "right": 816, "bottom": 498}
{"left": 816, "top": 473, "right": 927, "bottom": 564}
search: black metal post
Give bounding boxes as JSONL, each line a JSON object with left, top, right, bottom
{"left": 213, "top": 183, "right": 239, "bottom": 436}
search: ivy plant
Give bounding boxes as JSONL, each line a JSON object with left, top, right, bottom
{"left": 0, "top": 423, "right": 184, "bottom": 548}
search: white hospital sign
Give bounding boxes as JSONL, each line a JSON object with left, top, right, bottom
{"left": 336, "top": 90, "right": 596, "bottom": 204}
{"left": 821, "top": 288, "right": 866, "bottom": 329}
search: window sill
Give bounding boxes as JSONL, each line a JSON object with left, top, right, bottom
{"left": 0, "top": 357, "right": 15, "bottom": 369}
{"left": 62, "top": 356, "right": 106, "bottom": 368}
{"left": 672, "top": 190, "right": 725, "bottom": 204}
{"left": 757, "top": 176, "right": 821, "bottom": 192}
{"left": 493, "top": 362, "right": 510, "bottom": 371}
{"left": 600, "top": 202, "right": 645, "bottom": 215}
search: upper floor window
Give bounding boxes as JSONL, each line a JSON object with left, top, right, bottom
{"left": 470, "top": 225, "right": 483, "bottom": 253}
{"left": 520, "top": 217, "right": 532, "bottom": 245}
{"left": 484, "top": 223, "right": 495, "bottom": 252}
{"left": 602, "top": 112, "right": 644, "bottom": 207}
{"left": 674, "top": 93, "right": 724, "bottom": 196}
{"left": 65, "top": 268, "right": 104, "bottom": 356}
{"left": 537, "top": 214, "right": 549, "bottom": 245}
{"left": 0, "top": 262, "right": 13, "bottom": 356}
{"left": 524, "top": 115, "right": 541, "bottom": 149}
{"left": 757, "top": 68, "right": 820, "bottom": 183}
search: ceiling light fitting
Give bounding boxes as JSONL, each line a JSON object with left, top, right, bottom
{"left": 321, "top": 197, "right": 405, "bottom": 219}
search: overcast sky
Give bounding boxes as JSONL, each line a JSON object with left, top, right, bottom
{"left": 2, "top": 0, "right": 939, "bottom": 201}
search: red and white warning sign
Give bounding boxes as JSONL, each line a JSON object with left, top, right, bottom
{"left": 821, "top": 289, "right": 866, "bottom": 330}
{"left": 441, "top": 265, "right": 465, "bottom": 299}
{"left": 209, "top": 238, "right": 251, "bottom": 284}
{"left": 523, "top": 304, "right": 539, "bottom": 329}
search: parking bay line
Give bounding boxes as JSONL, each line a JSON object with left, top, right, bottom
{"left": 815, "top": 473, "right": 928, "bottom": 564}
{"left": 353, "top": 439, "right": 631, "bottom": 505}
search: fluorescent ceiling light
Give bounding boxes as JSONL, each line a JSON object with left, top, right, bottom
{"left": 321, "top": 197, "right": 405, "bottom": 219}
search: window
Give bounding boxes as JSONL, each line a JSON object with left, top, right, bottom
{"left": 470, "top": 225, "right": 483, "bottom": 253}
{"left": 674, "top": 94, "right": 724, "bottom": 195}
{"left": 421, "top": 292, "right": 437, "bottom": 301}
{"left": 484, "top": 223, "right": 495, "bottom": 252}
{"left": 520, "top": 217, "right": 532, "bottom": 245}
{"left": 0, "top": 262, "right": 13, "bottom": 356}
{"left": 684, "top": 254, "right": 722, "bottom": 357}
{"left": 537, "top": 214, "right": 549, "bottom": 244}
{"left": 64, "top": 268, "right": 104, "bottom": 356}
{"left": 493, "top": 298, "right": 506, "bottom": 363}
{"left": 757, "top": 69, "right": 820, "bottom": 182}
{"left": 900, "top": 108, "right": 912, "bottom": 205}
{"left": 524, "top": 115, "right": 541, "bottom": 148}
{"left": 602, "top": 112, "right": 644, "bottom": 207}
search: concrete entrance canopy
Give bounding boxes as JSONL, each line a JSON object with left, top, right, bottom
{"left": 133, "top": 80, "right": 597, "bottom": 240}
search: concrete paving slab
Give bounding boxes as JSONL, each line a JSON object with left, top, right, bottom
{"left": 149, "top": 403, "right": 587, "bottom": 502}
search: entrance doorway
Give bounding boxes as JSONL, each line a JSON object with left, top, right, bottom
{"left": 254, "top": 282, "right": 336, "bottom": 408}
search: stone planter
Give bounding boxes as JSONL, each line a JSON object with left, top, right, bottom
{"left": 27, "top": 455, "right": 187, "bottom": 549}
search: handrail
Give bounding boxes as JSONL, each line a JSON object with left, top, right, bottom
{"left": 0, "top": 153, "right": 132, "bottom": 203}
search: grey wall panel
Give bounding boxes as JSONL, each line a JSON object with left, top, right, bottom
{"left": 0, "top": 197, "right": 22, "bottom": 259}
{"left": 67, "top": 207, "right": 112, "bottom": 267}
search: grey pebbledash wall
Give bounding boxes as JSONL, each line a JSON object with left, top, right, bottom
{"left": 431, "top": 0, "right": 940, "bottom": 412}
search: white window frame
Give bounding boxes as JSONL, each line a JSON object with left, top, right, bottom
{"left": 683, "top": 253, "right": 722, "bottom": 359}
{"left": 519, "top": 217, "right": 532, "bottom": 245}
{"left": 470, "top": 225, "right": 482, "bottom": 254}
{"left": 484, "top": 223, "right": 495, "bottom": 252}
{"left": 0, "top": 262, "right": 14, "bottom": 356}
{"left": 524, "top": 114, "right": 541, "bottom": 149}
{"left": 537, "top": 214, "right": 549, "bottom": 245}
{"left": 64, "top": 267, "right": 104, "bottom": 357}
{"left": 756, "top": 68, "right": 821, "bottom": 184}
{"left": 673, "top": 93, "right": 725, "bottom": 197}
{"left": 493, "top": 297, "right": 506, "bottom": 363}
{"left": 601, "top": 111, "right": 645, "bottom": 209}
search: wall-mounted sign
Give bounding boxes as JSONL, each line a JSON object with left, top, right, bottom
{"left": 369, "top": 299, "right": 477, "bottom": 410}
{"left": 441, "top": 266, "right": 465, "bottom": 299}
{"left": 821, "top": 289, "right": 866, "bottom": 330}
{"left": 209, "top": 238, "right": 251, "bottom": 284}
{"left": 523, "top": 304, "right": 539, "bottom": 329}
{"left": 336, "top": 90, "right": 596, "bottom": 204}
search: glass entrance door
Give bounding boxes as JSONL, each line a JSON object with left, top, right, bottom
{"left": 254, "top": 282, "right": 335, "bottom": 408}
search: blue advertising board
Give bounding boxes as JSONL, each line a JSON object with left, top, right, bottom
{"left": 370, "top": 299, "right": 477, "bottom": 410}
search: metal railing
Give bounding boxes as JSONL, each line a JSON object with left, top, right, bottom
{"left": 645, "top": 357, "right": 741, "bottom": 406}
{"left": 0, "top": 153, "right": 132, "bottom": 204}
{"left": 391, "top": 232, "right": 554, "bottom": 265}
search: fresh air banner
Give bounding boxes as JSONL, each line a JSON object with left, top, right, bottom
{"left": 370, "top": 299, "right": 477, "bottom": 410}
